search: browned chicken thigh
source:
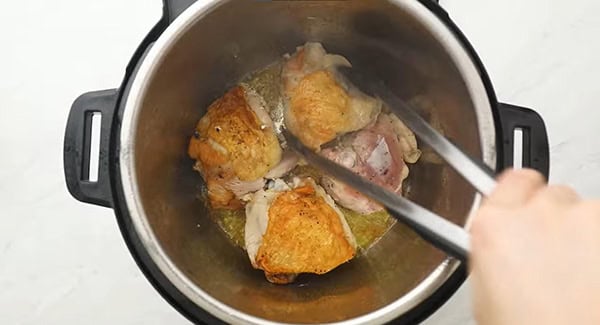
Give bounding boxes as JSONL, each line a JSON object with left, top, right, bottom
{"left": 282, "top": 42, "right": 381, "bottom": 150}
{"left": 188, "top": 86, "right": 282, "bottom": 208}
{"left": 244, "top": 178, "right": 357, "bottom": 284}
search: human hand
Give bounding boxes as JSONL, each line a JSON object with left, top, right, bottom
{"left": 470, "top": 169, "right": 600, "bottom": 325}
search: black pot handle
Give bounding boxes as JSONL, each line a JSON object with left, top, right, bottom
{"left": 497, "top": 103, "right": 550, "bottom": 179}
{"left": 64, "top": 89, "right": 117, "bottom": 208}
{"left": 163, "top": 0, "right": 197, "bottom": 22}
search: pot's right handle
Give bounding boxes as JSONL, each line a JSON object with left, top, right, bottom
{"left": 497, "top": 103, "right": 550, "bottom": 179}
{"left": 64, "top": 89, "right": 117, "bottom": 208}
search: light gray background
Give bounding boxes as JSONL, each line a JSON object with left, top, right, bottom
{"left": 1, "top": 0, "right": 599, "bottom": 324}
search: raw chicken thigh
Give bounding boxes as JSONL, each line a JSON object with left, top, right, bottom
{"left": 188, "top": 86, "right": 283, "bottom": 208}
{"left": 245, "top": 178, "right": 357, "bottom": 284}
{"left": 321, "top": 112, "right": 421, "bottom": 214}
{"left": 282, "top": 42, "right": 382, "bottom": 150}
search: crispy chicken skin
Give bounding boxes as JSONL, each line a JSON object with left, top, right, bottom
{"left": 245, "top": 179, "right": 357, "bottom": 284}
{"left": 188, "top": 86, "right": 282, "bottom": 208}
{"left": 283, "top": 43, "right": 381, "bottom": 150}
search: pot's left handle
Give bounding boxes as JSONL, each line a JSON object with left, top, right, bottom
{"left": 64, "top": 89, "right": 117, "bottom": 208}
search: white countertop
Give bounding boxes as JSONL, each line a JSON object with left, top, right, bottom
{"left": 1, "top": 0, "right": 599, "bottom": 324}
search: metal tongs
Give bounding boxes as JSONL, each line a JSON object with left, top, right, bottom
{"left": 283, "top": 67, "right": 498, "bottom": 263}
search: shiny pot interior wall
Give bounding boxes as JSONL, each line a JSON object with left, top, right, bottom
{"left": 132, "top": 0, "right": 479, "bottom": 323}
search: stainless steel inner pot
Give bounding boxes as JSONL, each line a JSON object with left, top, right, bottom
{"left": 119, "top": 0, "right": 496, "bottom": 323}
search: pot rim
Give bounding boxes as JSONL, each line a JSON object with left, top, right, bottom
{"left": 117, "top": 0, "right": 496, "bottom": 324}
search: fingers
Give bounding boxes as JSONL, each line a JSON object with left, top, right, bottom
{"left": 485, "top": 169, "right": 546, "bottom": 208}
{"left": 569, "top": 200, "right": 600, "bottom": 220}
{"left": 530, "top": 185, "right": 580, "bottom": 207}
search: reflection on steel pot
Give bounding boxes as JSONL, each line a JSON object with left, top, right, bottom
{"left": 63, "top": 0, "right": 549, "bottom": 324}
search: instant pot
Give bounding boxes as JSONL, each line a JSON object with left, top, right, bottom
{"left": 64, "top": 0, "right": 549, "bottom": 324}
